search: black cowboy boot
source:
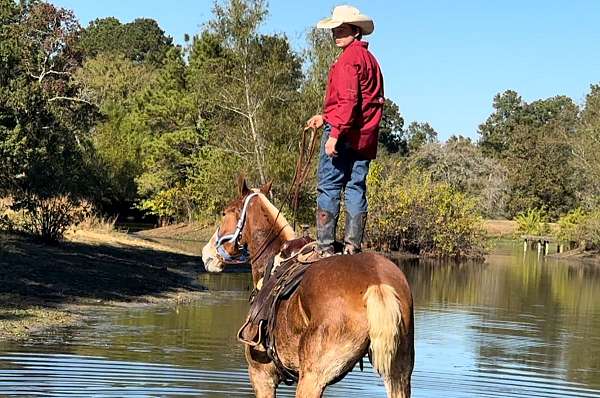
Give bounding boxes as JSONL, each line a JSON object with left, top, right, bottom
{"left": 299, "top": 209, "right": 338, "bottom": 262}
{"left": 316, "top": 208, "right": 337, "bottom": 256}
{"left": 343, "top": 212, "right": 367, "bottom": 255}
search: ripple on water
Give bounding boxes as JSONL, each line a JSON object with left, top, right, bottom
{"left": 1, "top": 245, "right": 600, "bottom": 397}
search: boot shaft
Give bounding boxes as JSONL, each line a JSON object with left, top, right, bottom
{"left": 344, "top": 212, "right": 367, "bottom": 254}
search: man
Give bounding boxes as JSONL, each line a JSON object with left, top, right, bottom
{"left": 306, "top": 5, "right": 385, "bottom": 257}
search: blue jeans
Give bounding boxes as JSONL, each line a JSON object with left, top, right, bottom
{"left": 317, "top": 124, "right": 370, "bottom": 217}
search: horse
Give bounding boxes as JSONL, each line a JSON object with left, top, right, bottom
{"left": 202, "top": 178, "right": 414, "bottom": 398}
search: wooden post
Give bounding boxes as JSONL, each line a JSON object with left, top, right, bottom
{"left": 523, "top": 239, "right": 528, "bottom": 253}
{"left": 544, "top": 241, "right": 549, "bottom": 255}
{"left": 537, "top": 241, "right": 542, "bottom": 255}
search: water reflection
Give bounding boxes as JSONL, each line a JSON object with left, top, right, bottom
{"left": 0, "top": 241, "right": 599, "bottom": 397}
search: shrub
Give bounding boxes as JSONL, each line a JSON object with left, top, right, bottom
{"left": 366, "top": 160, "right": 485, "bottom": 258}
{"left": 557, "top": 208, "right": 600, "bottom": 249}
{"left": 556, "top": 208, "right": 586, "bottom": 242}
{"left": 514, "top": 208, "right": 550, "bottom": 236}
{"left": 8, "top": 195, "right": 92, "bottom": 243}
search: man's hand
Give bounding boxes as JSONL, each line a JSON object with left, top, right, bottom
{"left": 325, "top": 136, "right": 338, "bottom": 157}
{"left": 306, "top": 114, "right": 324, "bottom": 129}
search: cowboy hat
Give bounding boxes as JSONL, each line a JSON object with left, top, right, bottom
{"left": 317, "top": 5, "right": 374, "bottom": 36}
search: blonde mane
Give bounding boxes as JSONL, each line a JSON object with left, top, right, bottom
{"left": 253, "top": 190, "right": 296, "bottom": 241}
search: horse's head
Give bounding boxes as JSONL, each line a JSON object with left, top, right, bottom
{"left": 201, "top": 177, "right": 276, "bottom": 273}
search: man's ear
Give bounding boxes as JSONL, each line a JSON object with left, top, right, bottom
{"left": 259, "top": 180, "right": 273, "bottom": 196}
{"left": 238, "top": 174, "right": 250, "bottom": 196}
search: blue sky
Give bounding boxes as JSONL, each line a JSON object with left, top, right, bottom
{"left": 51, "top": 0, "right": 600, "bottom": 141}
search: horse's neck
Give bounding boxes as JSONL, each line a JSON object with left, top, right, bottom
{"left": 247, "top": 195, "right": 295, "bottom": 285}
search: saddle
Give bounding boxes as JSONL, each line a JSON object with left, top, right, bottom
{"left": 237, "top": 236, "right": 315, "bottom": 384}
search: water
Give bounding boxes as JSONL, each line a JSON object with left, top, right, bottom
{"left": 1, "top": 240, "right": 600, "bottom": 397}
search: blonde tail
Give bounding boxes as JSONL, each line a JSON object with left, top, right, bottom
{"left": 363, "top": 284, "right": 404, "bottom": 377}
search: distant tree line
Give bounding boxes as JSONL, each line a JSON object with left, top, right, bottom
{"left": 1, "top": 0, "right": 600, "bottom": 242}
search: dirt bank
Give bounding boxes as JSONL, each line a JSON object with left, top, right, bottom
{"left": 0, "top": 230, "right": 206, "bottom": 342}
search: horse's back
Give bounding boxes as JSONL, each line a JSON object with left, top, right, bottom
{"left": 297, "top": 252, "right": 412, "bottom": 321}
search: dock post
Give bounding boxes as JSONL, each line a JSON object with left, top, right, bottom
{"left": 523, "top": 239, "right": 528, "bottom": 253}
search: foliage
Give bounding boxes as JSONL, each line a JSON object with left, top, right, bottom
{"left": 406, "top": 121, "right": 438, "bottom": 153}
{"left": 367, "top": 159, "right": 485, "bottom": 257}
{"left": 0, "top": 1, "right": 99, "bottom": 203}
{"left": 555, "top": 208, "right": 600, "bottom": 249}
{"left": 379, "top": 99, "right": 406, "bottom": 154}
{"left": 407, "top": 137, "right": 509, "bottom": 218}
{"left": 570, "top": 84, "right": 600, "bottom": 208}
{"left": 514, "top": 208, "right": 550, "bottom": 236}
{"left": 188, "top": 0, "right": 303, "bottom": 188}
{"left": 78, "top": 17, "right": 174, "bottom": 66}
{"left": 556, "top": 208, "right": 587, "bottom": 243}
{"left": 11, "top": 195, "right": 92, "bottom": 243}
{"left": 478, "top": 91, "right": 581, "bottom": 217}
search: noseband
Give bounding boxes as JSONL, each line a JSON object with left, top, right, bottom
{"left": 215, "top": 192, "right": 260, "bottom": 264}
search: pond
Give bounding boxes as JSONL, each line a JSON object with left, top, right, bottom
{"left": 1, "top": 241, "right": 599, "bottom": 397}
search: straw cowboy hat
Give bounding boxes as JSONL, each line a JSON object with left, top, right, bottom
{"left": 317, "top": 5, "right": 374, "bottom": 35}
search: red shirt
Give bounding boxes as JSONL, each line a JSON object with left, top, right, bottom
{"left": 323, "top": 40, "right": 385, "bottom": 159}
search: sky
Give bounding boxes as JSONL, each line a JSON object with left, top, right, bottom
{"left": 51, "top": 0, "right": 600, "bottom": 141}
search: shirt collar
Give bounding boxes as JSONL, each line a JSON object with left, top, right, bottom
{"left": 350, "top": 40, "right": 368, "bottom": 50}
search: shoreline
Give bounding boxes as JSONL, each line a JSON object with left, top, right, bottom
{"left": 0, "top": 229, "right": 207, "bottom": 342}
{"left": 3, "top": 219, "right": 597, "bottom": 342}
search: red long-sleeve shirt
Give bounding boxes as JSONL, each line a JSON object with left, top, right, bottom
{"left": 323, "top": 40, "right": 385, "bottom": 159}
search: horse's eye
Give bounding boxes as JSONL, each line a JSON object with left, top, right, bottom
{"left": 221, "top": 211, "right": 225, "bottom": 216}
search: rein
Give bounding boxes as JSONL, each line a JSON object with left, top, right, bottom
{"left": 248, "top": 126, "right": 319, "bottom": 263}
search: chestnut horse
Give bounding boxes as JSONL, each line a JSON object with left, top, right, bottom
{"left": 202, "top": 179, "right": 414, "bottom": 398}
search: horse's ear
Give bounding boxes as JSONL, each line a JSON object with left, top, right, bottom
{"left": 238, "top": 174, "right": 250, "bottom": 196}
{"left": 259, "top": 180, "right": 272, "bottom": 196}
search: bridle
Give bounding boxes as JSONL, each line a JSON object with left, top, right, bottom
{"left": 214, "top": 192, "right": 259, "bottom": 264}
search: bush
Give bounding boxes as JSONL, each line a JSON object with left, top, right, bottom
{"left": 556, "top": 208, "right": 586, "bottom": 242}
{"left": 557, "top": 208, "right": 600, "bottom": 249}
{"left": 366, "top": 160, "right": 485, "bottom": 258}
{"left": 514, "top": 208, "right": 550, "bottom": 236}
{"left": 6, "top": 195, "right": 92, "bottom": 243}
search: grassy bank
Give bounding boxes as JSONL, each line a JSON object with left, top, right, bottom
{"left": 0, "top": 229, "right": 205, "bottom": 342}
{"left": 483, "top": 220, "right": 518, "bottom": 238}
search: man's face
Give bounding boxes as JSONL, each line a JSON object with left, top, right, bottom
{"left": 332, "top": 24, "right": 356, "bottom": 49}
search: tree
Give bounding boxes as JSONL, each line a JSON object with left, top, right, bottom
{"left": 478, "top": 92, "right": 580, "bottom": 217}
{"left": 78, "top": 17, "right": 174, "bottom": 66}
{"left": 478, "top": 90, "right": 524, "bottom": 157}
{"left": 188, "top": 0, "right": 303, "bottom": 186}
{"left": 408, "top": 138, "right": 509, "bottom": 217}
{"left": 0, "top": 1, "right": 98, "bottom": 199}
{"left": 568, "top": 84, "right": 600, "bottom": 208}
{"left": 75, "top": 54, "right": 158, "bottom": 203}
{"left": 0, "top": 1, "right": 101, "bottom": 240}
{"left": 406, "top": 121, "right": 438, "bottom": 153}
{"left": 378, "top": 99, "right": 406, "bottom": 154}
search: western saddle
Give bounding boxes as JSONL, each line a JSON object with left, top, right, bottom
{"left": 237, "top": 236, "right": 317, "bottom": 384}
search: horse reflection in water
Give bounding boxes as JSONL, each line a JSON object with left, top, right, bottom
{"left": 202, "top": 179, "right": 414, "bottom": 398}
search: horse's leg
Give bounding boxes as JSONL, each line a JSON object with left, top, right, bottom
{"left": 246, "top": 346, "right": 279, "bottom": 398}
{"left": 295, "top": 373, "right": 324, "bottom": 398}
{"left": 295, "top": 322, "right": 368, "bottom": 398}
